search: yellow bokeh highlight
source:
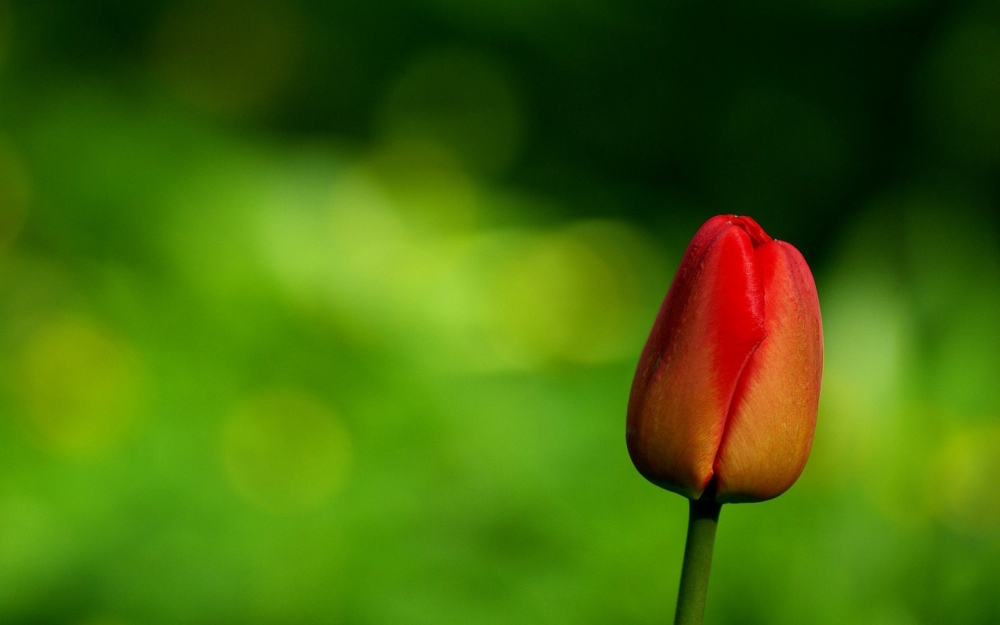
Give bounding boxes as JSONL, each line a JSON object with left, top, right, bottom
{"left": 260, "top": 142, "right": 479, "bottom": 337}
{"left": 480, "top": 220, "right": 653, "bottom": 366}
{"left": 926, "top": 424, "right": 1000, "bottom": 534}
{"left": 257, "top": 159, "right": 663, "bottom": 371}
{"left": 250, "top": 135, "right": 664, "bottom": 373}
{"left": 806, "top": 205, "right": 914, "bottom": 499}
{"left": 326, "top": 141, "right": 479, "bottom": 333}
{"left": 362, "top": 138, "right": 479, "bottom": 234}
{"left": 221, "top": 389, "right": 352, "bottom": 514}
{"left": 17, "top": 316, "right": 144, "bottom": 457}
{"left": 327, "top": 161, "right": 426, "bottom": 290}
{"left": 153, "top": 0, "right": 302, "bottom": 117}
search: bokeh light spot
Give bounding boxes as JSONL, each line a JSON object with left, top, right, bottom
{"left": 378, "top": 48, "right": 524, "bottom": 176}
{"left": 221, "top": 389, "right": 352, "bottom": 514}
{"left": 480, "top": 221, "right": 651, "bottom": 366}
{"left": 326, "top": 165, "right": 417, "bottom": 311}
{"left": 813, "top": 276, "right": 910, "bottom": 477}
{"left": 821, "top": 205, "right": 912, "bottom": 421}
{"left": 17, "top": 316, "right": 144, "bottom": 457}
{"left": 928, "top": 425, "right": 1000, "bottom": 533}
{"left": 363, "top": 139, "right": 478, "bottom": 234}
{"left": 153, "top": 0, "right": 302, "bottom": 117}
{"left": 256, "top": 155, "right": 476, "bottom": 354}
{"left": 329, "top": 166, "right": 408, "bottom": 266}
{"left": 811, "top": 206, "right": 915, "bottom": 494}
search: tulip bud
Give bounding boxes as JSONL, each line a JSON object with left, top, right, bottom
{"left": 626, "top": 215, "right": 822, "bottom": 503}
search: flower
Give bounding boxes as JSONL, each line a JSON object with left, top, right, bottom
{"left": 626, "top": 215, "right": 823, "bottom": 503}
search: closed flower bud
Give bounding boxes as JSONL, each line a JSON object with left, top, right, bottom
{"left": 627, "top": 215, "right": 823, "bottom": 503}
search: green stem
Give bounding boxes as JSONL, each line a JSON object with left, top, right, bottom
{"left": 674, "top": 497, "right": 722, "bottom": 625}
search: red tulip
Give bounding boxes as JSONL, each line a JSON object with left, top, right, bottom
{"left": 626, "top": 215, "right": 822, "bottom": 503}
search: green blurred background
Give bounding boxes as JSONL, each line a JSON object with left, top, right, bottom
{"left": 1, "top": 0, "right": 1000, "bottom": 623}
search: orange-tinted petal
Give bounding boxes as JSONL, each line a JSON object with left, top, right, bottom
{"left": 713, "top": 240, "right": 823, "bottom": 502}
{"left": 627, "top": 218, "right": 767, "bottom": 498}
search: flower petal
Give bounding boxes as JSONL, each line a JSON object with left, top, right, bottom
{"left": 627, "top": 218, "right": 767, "bottom": 498}
{"left": 713, "top": 240, "right": 823, "bottom": 502}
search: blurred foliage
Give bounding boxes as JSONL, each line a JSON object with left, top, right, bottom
{"left": 1, "top": 0, "right": 1000, "bottom": 624}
